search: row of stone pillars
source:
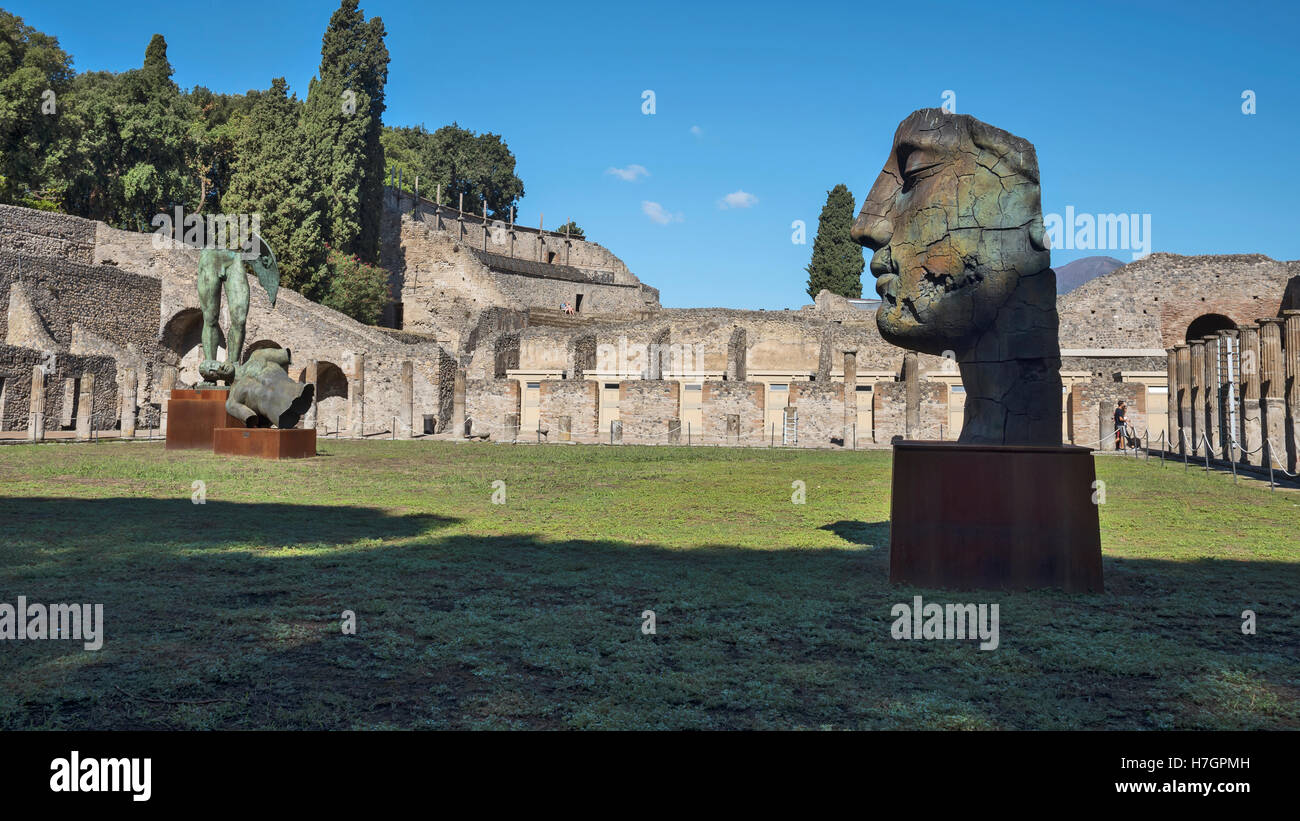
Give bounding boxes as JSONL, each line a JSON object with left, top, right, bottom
{"left": 25, "top": 366, "right": 151, "bottom": 442}
{"left": 1166, "top": 310, "right": 1299, "bottom": 472}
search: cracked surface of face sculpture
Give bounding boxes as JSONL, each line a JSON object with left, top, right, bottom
{"left": 851, "top": 109, "right": 1049, "bottom": 356}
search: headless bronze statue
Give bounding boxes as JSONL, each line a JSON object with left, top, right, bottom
{"left": 195, "top": 237, "right": 313, "bottom": 428}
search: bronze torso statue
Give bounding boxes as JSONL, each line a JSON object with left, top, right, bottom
{"left": 851, "top": 108, "right": 1062, "bottom": 446}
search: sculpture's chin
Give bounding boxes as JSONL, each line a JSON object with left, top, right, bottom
{"left": 876, "top": 295, "right": 973, "bottom": 356}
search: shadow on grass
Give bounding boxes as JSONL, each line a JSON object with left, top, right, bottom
{"left": 0, "top": 496, "right": 456, "bottom": 550}
{"left": 0, "top": 500, "right": 1296, "bottom": 730}
{"left": 820, "top": 520, "right": 890, "bottom": 547}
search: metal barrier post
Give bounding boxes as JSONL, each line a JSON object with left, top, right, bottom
{"left": 1266, "top": 440, "right": 1275, "bottom": 491}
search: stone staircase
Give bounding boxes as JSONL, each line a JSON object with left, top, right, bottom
{"left": 527, "top": 308, "right": 587, "bottom": 328}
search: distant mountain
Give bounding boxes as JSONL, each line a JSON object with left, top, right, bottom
{"left": 1055, "top": 256, "right": 1124, "bottom": 293}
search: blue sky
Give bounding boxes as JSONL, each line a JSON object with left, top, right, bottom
{"left": 9, "top": 0, "right": 1299, "bottom": 309}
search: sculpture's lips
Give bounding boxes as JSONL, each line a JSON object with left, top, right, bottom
{"left": 875, "top": 273, "right": 898, "bottom": 299}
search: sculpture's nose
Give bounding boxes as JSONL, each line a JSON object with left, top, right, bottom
{"left": 851, "top": 212, "right": 891, "bottom": 251}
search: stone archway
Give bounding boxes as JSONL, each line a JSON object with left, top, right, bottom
{"left": 1185, "top": 313, "right": 1236, "bottom": 342}
{"left": 161, "top": 308, "right": 224, "bottom": 386}
{"left": 242, "top": 339, "right": 285, "bottom": 362}
{"left": 311, "top": 361, "right": 349, "bottom": 431}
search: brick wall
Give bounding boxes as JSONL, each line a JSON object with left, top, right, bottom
{"left": 619, "top": 380, "right": 679, "bottom": 444}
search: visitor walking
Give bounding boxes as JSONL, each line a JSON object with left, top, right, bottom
{"left": 1113, "top": 400, "right": 1128, "bottom": 450}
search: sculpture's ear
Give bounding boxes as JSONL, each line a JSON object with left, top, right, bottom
{"left": 1029, "top": 214, "right": 1049, "bottom": 252}
{"left": 249, "top": 235, "right": 280, "bottom": 308}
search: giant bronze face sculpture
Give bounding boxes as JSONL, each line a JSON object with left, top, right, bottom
{"left": 852, "top": 109, "right": 1062, "bottom": 446}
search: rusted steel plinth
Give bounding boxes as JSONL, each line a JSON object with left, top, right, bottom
{"left": 889, "top": 441, "right": 1103, "bottom": 593}
{"left": 165, "top": 388, "right": 240, "bottom": 450}
{"left": 213, "top": 427, "right": 316, "bottom": 459}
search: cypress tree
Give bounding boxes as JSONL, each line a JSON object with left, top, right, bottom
{"left": 222, "top": 78, "right": 328, "bottom": 298}
{"left": 805, "top": 183, "right": 864, "bottom": 300}
{"left": 300, "top": 0, "right": 389, "bottom": 263}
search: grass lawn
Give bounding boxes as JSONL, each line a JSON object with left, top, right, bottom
{"left": 0, "top": 440, "right": 1296, "bottom": 730}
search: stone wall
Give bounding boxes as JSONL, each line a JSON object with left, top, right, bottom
{"left": 872, "top": 381, "right": 950, "bottom": 443}
{"left": 0, "top": 251, "right": 161, "bottom": 356}
{"left": 618, "top": 380, "right": 680, "bottom": 444}
{"left": 539, "top": 379, "right": 599, "bottom": 443}
{"left": 790, "top": 382, "right": 846, "bottom": 447}
{"left": 380, "top": 191, "right": 659, "bottom": 350}
{"left": 0, "top": 205, "right": 96, "bottom": 263}
{"left": 0, "top": 344, "right": 117, "bottom": 431}
{"left": 465, "top": 378, "right": 520, "bottom": 441}
{"left": 700, "top": 381, "right": 765, "bottom": 445}
{"left": 1058, "top": 253, "right": 1297, "bottom": 350}
{"left": 1068, "top": 380, "right": 1147, "bottom": 447}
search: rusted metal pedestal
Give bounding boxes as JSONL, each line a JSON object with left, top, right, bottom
{"left": 213, "top": 427, "right": 317, "bottom": 459}
{"left": 165, "top": 388, "right": 240, "bottom": 450}
{"left": 889, "top": 441, "right": 1103, "bottom": 592}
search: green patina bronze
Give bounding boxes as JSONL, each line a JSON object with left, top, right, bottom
{"left": 851, "top": 108, "right": 1063, "bottom": 446}
{"left": 195, "top": 237, "right": 312, "bottom": 428}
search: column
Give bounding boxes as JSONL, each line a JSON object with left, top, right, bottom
{"left": 120, "top": 367, "right": 137, "bottom": 439}
{"left": 1259, "top": 318, "right": 1286, "bottom": 469}
{"left": 843, "top": 349, "right": 857, "bottom": 446}
{"left": 303, "top": 360, "right": 319, "bottom": 430}
{"left": 1200, "top": 335, "right": 1219, "bottom": 458}
{"left": 902, "top": 352, "right": 920, "bottom": 439}
{"left": 400, "top": 360, "right": 414, "bottom": 439}
{"left": 1188, "top": 339, "right": 1205, "bottom": 456}
{"left": 1165, "top": 348, "right": 1178, "bottom": 452}
{"left": 159, "top": 366, "right": 176, "bottom": 436}
{"left": 1174, "top": 344, "right": 1190, "bottom": 455}
{"left": 75, "top": 373, "right": 94, "bottom": 441}
{"left": 349, "top": 353, "right": 365, "bottom": 438}
{"left": 28, "top": 364, "right": 45, "bottom": 443}
{"left": 1283, "top": 310, "right": 1300, "bottom": 473}
{"left": 1237, "top": 324, "right": 1261, "bottom": 466}
{"left": 1216, "top": 329, "right": 1237, "bottom": 459}
{"left": 452, "top": 369, "right": 466, "bottom": 437}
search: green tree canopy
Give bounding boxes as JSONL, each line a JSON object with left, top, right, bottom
{"left": 221, "top": 78, "right": 328, "bottom": 298}
{"left": 0, "top": 10, "right": 76, "bottom": 207}
{"left": 300, "top": 0, "right": 389, "bottom": 262}
{"left": 805, "top": 183, "right": 864, "bottom": 300}
{"left": 380, "top": 123, "right": 524, "bottom": 220}
{"left": 553, "top": 220, "right": 585, "bottom": 240}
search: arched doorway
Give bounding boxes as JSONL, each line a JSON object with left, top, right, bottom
{"left": 1186, "top": 313, "right": 1235, "bottom": 342}
{"left": 311, "top": 361, "right": 349, "bottom": 432}
{"left": 161, "top": 308, "right": 224, "bottom": 386}
{"left": 242, "top": 339, "right": 285, "bottom": 362}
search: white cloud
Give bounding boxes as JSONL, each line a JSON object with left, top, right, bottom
{"left": 718, "top": 190, "right": 758, "bottom": 209}
{"left": 689, "top": 125, "right": 703, "bottom": 137}
{"left": 606, "top": 164, "right": 649, "bottom": 182}
{"left": 642, "top": 201, "right": 683, "bottom": 225}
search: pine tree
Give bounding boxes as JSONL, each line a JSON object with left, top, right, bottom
{"left": 300, "top": 0, "right": 389, "bottom": 263}
{"left": 805, "top": 183, "right": 864, "bottom": 299}
{"left": 221, "top": 78, "right": 328, "bottom": 298}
